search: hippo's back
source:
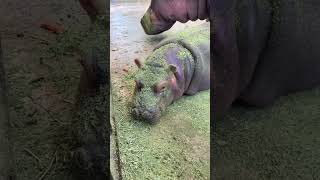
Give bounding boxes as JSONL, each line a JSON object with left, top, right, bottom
{"left": 156, "top": 24, "right": 211, "bottom": 94}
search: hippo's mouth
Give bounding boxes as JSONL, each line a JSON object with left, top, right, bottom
{"left": 140, "top": 9, "right": 175, "bottom": 35}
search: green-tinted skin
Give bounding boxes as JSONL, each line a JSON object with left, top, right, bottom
{"left": 140, "top": 10, "right": 156, "bottom": 35}
{"left": 132, "top": 44, "right": 177, "bottom": 121}
{"left": 132, "top": 25, "right": 210, "bottom": 123}
{"left": 132, "top": 43, "right": 194, "bottom": 123}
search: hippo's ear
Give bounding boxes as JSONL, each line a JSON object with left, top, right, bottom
{"left": 168, "top": 64, "right": 177, "bottom": 74}
{"left": 134, "top": 59, "right": 143, "bottom": 68}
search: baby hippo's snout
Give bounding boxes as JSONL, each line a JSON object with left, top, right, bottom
{"left": 132, "top": 106, "right": 161, "bottom": 124}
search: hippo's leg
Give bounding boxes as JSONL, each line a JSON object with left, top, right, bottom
{"left": 237, "top": 83, "right": 278, "bottom": 107}
{"left": 237, "top": 42, "right": 286, "bottom": 107}
{"left": 212, "top": 12, "right": 240, "bottom": 117}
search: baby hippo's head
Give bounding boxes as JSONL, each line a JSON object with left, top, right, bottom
{"left": 131, "top": 57, "right": 178, "bottom": 124}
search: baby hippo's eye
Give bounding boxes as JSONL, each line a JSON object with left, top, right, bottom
{"left": 153, "top": 81, "right": 167, "bottom": 94}
{"left": 135, "top": 80, "right": 144, "bottom": 91}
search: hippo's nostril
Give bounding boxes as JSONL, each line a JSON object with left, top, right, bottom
{"left": 132, "top": 107, "right": 139, "bottom": 116}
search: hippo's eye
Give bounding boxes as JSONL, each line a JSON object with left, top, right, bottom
{"left": 135, "top": 80, "right": 144, "bottom": 91}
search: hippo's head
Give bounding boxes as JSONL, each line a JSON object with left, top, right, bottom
{"left": 141, "top": 0, "right": 209, "bottom": 35}
{"left": 141, "top": 7, "right": 176, "bottom": 35}
{"left": 131, "top": 57, "right": 179, "bottom": 124}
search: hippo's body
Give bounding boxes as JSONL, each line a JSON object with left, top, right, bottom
{"left": 141, "top": 0, "right": 320, "bottom": 118}
{"left": 132, "top": 26, "right": 210, "bottom": 123}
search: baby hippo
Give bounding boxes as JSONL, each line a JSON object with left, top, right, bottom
{"left": 131, "top": 27, "right": 210, "bottom": 124}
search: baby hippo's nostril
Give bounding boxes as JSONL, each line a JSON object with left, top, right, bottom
{"left": 142, "top": 111, "right": 152, "bottom": 120}
{"left": 141, "top": 108, "right": 157, "bottom": 121}
{"left": 132, "top": 107, "right": 139, "bottom": 117}
{"left": 132, "top": 106, "right": 160, "bottom": 124}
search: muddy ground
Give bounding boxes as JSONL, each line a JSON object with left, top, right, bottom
{"left": 0, "top": 1, "right": 93, "bottom": 179}
{"left": 110, "top": 2, "right": 210, "bottom": 179}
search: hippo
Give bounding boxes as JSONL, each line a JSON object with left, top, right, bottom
{"left": 131, "top": 26, "right": 210, "bottom": 124}
{"left": 141, "top": 0, "right": 320, "bottom": 119}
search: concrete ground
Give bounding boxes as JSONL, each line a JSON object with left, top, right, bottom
{"left": 110, "top": 1, "right": 210, "bottom": 179}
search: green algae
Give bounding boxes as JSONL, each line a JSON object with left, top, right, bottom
{"left": 177, "top": 48, "right": 192, "bottom": 60}
{"left": 133, "top": 43, "right": 182, "bottom": 110}
{"left": 174, "top": 27, "right": 210, "bottom": 46}
{"left": 136, "top": 42, "right": 191, "bottom": 84}
{"left": 141, "top": 9, "right": 155, "bottom": 34}
{"left": 132, "top": 42, "right": 195, "bottom": 116}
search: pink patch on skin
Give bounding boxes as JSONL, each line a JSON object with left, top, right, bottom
{"left": 170, "top": 76, "right": 178, "bottom": 89}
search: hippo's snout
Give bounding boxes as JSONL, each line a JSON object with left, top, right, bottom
{"left": 132, "top": 106, "right": 160, "bottom": 124}
{"left": 141, "top": 9, "right": 175, "bottom": 35}
{"left": 141, "top": 11, "right": 155, "bottom": 35}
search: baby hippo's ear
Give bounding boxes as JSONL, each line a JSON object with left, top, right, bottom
{"left": 168, "top": 64, "right": 178, "bottom": 77}
{"left": 134, "top": 59, "right": 143, "bottom": 68}
{"left": 168, "top": 64, "right": 178, "bottom": 75}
